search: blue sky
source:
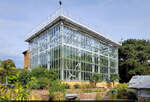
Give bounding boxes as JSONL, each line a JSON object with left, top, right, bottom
{"left": 0, "top": 0, "right": 150, "bottom": 68}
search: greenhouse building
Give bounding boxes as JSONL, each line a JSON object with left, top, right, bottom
{"left": 24, "top": 9, "right": 120, "bottom": 82}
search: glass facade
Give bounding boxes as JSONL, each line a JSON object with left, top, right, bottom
{"left": 29, "top": 23, "right": 118, "bottom": 81}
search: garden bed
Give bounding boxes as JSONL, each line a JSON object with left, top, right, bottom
{"left": 30, "top": 88, "right": 107, "bottom": 100}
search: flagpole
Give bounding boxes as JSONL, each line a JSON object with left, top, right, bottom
{"left": 59, "top": 0, "right": 63, "bottom": 15}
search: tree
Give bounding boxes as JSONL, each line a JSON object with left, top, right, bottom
{"left": 119, "top": 39, "right": 150, "bottom": 82}
{"left": 0, "top": 69, "right": 5, "bottom": 83}
{"left": 90, "top": 73, "right": 102, "bottom": 87}
{"left": 0, "top": 61, "right": 2, "bottom": 68}
{"left": 110, "top": 74, "right": 120, "bottom": 87}
{"left": 1, "top": 59, "right": 16, "bottom": 84}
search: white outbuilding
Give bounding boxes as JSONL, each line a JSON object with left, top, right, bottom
{"left": 128, "top": 75, "right": 150, "bottom": 101}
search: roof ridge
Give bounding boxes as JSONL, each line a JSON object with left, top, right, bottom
{"left": 25, "top": 8, "right": 120, "bottom": 46}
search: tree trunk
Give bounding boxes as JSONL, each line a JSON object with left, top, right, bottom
{"left": 113, "top": 81, "right": 114, "bottom": 88}
{"left": 94, "top": 81, "right": 97, "bottom": 87}
{"left": 6, "top": 76, "right": 8, "bottom": 84}
{"left": 6, "top": 70, "right": 8, "bottom": 84}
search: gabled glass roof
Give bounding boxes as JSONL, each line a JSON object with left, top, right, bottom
{"left": 25, "top": 8, "right": 120, "bottom": 46}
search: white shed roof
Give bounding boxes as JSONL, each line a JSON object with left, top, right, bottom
{"left": 140, "top": 93, "right": 150, "bottom": 98}
{"left": 128, "top": 75, "right": 150, "bottom": 89}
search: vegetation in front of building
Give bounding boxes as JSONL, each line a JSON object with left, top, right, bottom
{"left": 49, "top": 80, "right": 65, "bottom": 101}
{"left": 90, "top": 73, "right": 103, "bottom": 87}
{"left": 1, "top": 39, "right": 149, "bottom": 101}
{"left": 0, "top": 59, "right": 63, "bottom": 100}
{"left": 0, "top": 83, "right": 30, "bottom": 100}
{"left": 108, "top": 83, "right": 137, "bottom": 100}
{"left": 0, "top": 59, "right": 130, "bottom": 101}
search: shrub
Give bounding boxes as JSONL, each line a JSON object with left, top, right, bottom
{"left": 109, "top": 88, "right": 118, "bottom": 100}
{"left": 28, "top": 77, "right": 39, "bottom": 89}
{"left": 0, "top": 83, "right": 30, "bottom": 100}
{"left": 31, "top": 66, "right": 46, "bottom": 78}
{"left": 110, "top": 74, "right": 120, "bottom": 87}
{"left": 30, "top": 66, "right": 58, "bottom": 89}
{"left": 63, "top": 83, "right": 70, "bottom": 89}
{"left": 90, "top": 73, "right": 102, "bottom": 87}
{"left": 49, "top": 80, "right": 65, "bottom": 100}
{"left": 117, "top": 89, "right": 128, "bottom": 99}
{"left": 116, "top": 83, "right": 128, "bottom": 90}
{"left": 8, "top": 73, "right": 20, "bottom": 84}
{"left": 46, "top": 69, "right": 58, "bottom": 81}
{"left": 108, "top": 83, "right": 136, "bottom": 100}
{"left": 127, "top": 91, "right": 137, "bottom": 100}
{"left": 18, "top": 69, "right": 32, "bottom": 88}
{"left": 109, "top": 92, "right": 118, "bottom": 100}
{"left": 37, "top": 77, "right": 50, "bottom": 89}
{"left": 74, "top": 84, "right": 80, "bottom": 89}
{"left": 53, "top": 92, "right": 65, "bottom": 101}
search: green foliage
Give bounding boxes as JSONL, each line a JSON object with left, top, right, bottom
{"left": 63, "top": 83, "right": 70, "bottom": 89}
{"left": 37, "top": 77, "right": 50, "bottom": 89}
{"left": 73, "top": 84, "right": 80, "bottom": 89}
{"left": 28, "top": 77, "right": 39, "bottom": 89}
{"left": 109, "top": 91, "right": 118, "bottom": 100}
{"left": 0, "top": 83, "right": 30, "bottom": 100}
{"left": 119, "top": 39, "right": 150, "bottom": 82}
{"left": 8, "top": 73, "right": 20, "bottom": 84}
{"left": 0, "top": 69, "right": 6, "bottom": 83}
{"left": 18, "top": 69, "right": 32, "bottom": 87}
{"left": 0, "top": 59, "right": 16, "bottom": 84}
{"left": 117, "top": 88, "right": 128, "bottom": 99}
{"left": 49, "top": 80, "right": 65, "bottom": 100}
{"left": 0, "top": 61, "right": 2, "bottom": 68}
{"left": 127, "top": 91, "right": 137, "bottom": 100}
{"left": 0, "top": 68, "right": 22, "bottom": 84}
{"left": 30, "top": 66, "right": 58, "bottom": 89}
{"left": 110, "top": 74, "right": 120, "bottom": 87}
{"left": 1, "top": 64, "right": 59, "bottom": 90}
{"left": 108, "top": 83, "right": 136, "bottom": 100}
{"left": 1, "top": 59, "right": 16, "bottom": 68}
{"left": 114, "top": 83, "right": 128, "bottom": 98}
{"left": 31, "top": 66, "right": 46, "bottom": 78}
{"left": 46, "top": 69, "right": 58, "bottom": 81}
{"left": 90, "top": 73, "right": 102, "bottom": 87}
{"left": 115, "top": 83, "right": 128, "bottom": 90}
{"left": 91, "top": 73, "right": 102, "bottom": 82}
{"left": 110, "top": 74, "right": 120, "bottom": 82}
